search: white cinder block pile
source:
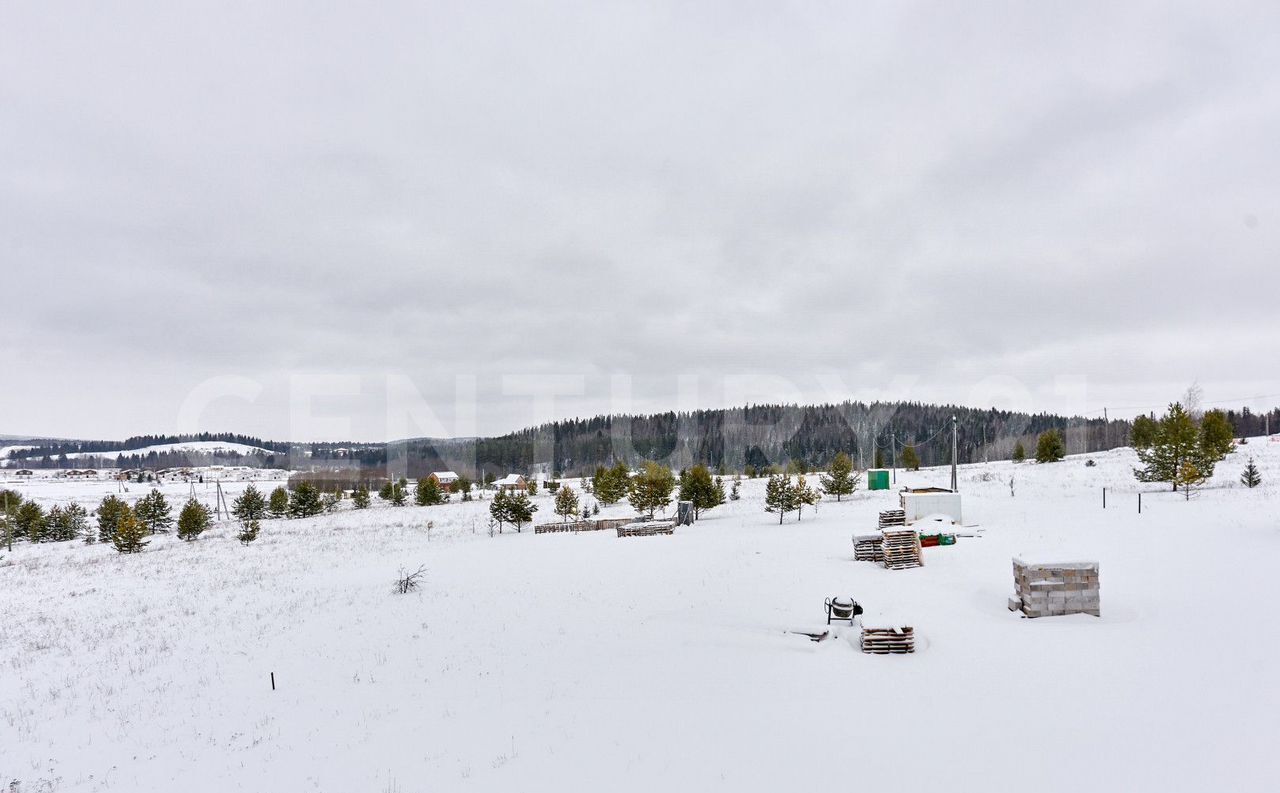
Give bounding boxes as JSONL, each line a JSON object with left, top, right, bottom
{"left": 1009, "top": 558, "right": 1100, "bottom": 618}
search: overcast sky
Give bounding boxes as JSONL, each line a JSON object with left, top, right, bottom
{"left": 2, "top": 1, "right": 1278, "bottom": 441}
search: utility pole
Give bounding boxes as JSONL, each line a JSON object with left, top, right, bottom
{"left": 950, "top": 415, "right": 958, "bottom": 492}
{"left": 890, "top": 428, "right": 897, "bottom": 484}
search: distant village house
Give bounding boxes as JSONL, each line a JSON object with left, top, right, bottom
{"left": 428, "top": 471, "right": 460, "bottom": 491}
{"left": 494, "top": 474, "right": 527, "bottom": 492}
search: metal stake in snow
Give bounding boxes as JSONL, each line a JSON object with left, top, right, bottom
{"left": 271, "top": 672, "right": 275, "bottom": 691}
{"left": 950, "top": 415, "right": 958, "bottom": 492}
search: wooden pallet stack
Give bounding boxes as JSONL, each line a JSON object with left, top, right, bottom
{"left": 878, "top": 509, "right": 906, "bottom": 529}
{"left": 535, "top": 517, "right": 635, "bottom": 535}
{"left": 860, "top": 626, "right": 915, "bottom": 654}
{"left": 617, "top": 521, "right": 675, "bottom": 538}
{"left": 880, "top": 528, "right": 923, "bottom": 570}
{"left": 853, "top": 533, "right": 884, "bottom": 562}
{"left": 1010, "top": 559, "right": 1100, "bottom": 617}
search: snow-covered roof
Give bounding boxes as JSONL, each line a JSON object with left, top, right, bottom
{"left": 494, "top": 474, "right": 525, "bottom": 485}
{"left": 431, "top": 471, "right": 459, "bottom": 481}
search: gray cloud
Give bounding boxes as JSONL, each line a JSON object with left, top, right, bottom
{"left": 2, "top": 1, "right": 1278, "bottom": 440}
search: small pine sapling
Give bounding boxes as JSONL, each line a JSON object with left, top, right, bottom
{"left": 1241, "top": 457, "right": 1262, "bottom": 488}
{"left": 177, "top": 498, "right": 211, "bottom": 541}
{"left": 112, "top": 509, "right": 148, "bottom": 554}
{"left": 134, "top": 489, "right": 173, "bottom": 534}
{"left": 554, "top": 486, "right": 580, "bottom": 523}
{"left": 352, "top": 484, "right": 371, "bottom": 509}
{"left": 237, "top": 519, "right": 261, "bottom": 545}
{"left": 267, "top": 486, "right": 290, "bottom": 518}
{"left": 1011, "top": 442, "right": 1025, "bottom": 464}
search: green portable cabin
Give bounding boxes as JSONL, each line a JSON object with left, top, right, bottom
{"left": 867, "top": 468, "right": 890, "bottom": 490}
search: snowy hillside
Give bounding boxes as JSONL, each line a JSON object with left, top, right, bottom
{"left": 61, "top": 440, "right": 276, "bottom": 460}
{"left": 2, "top": 441, "right": 1279, "bottom": 792}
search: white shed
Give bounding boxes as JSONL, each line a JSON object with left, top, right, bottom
{"left": 899, "top": 487, "right": 962, "bottom": 524}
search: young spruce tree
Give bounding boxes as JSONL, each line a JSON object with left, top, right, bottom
{"left": 1241, "top": 457, "right": 1262, "bottom": 488}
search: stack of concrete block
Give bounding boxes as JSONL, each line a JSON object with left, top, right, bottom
{"left": 1009, "top": 558, "right": 1100, "bottom": 617}
{"left": 861, "top": 626, "right": 915, "bottom": 654}
{"left": 853, "top": 532, "right": 884, "bottom": 562}
{"left": 881, "top": 528, "right": 923, "bottom": 570}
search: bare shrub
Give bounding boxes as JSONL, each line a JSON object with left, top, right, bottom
{"left": 394, "top": 565, "right": 427, "bottom": 594}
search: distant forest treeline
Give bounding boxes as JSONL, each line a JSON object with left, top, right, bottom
{"left": 386, "top": 402, "right": 1130, "bottom": 479}
{"left": 8, "top": 403, "right": 1278, "bottom": 477}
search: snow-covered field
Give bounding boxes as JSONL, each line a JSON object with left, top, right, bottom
{"left": 3, "top": 442, "right": 1279, "bottom": 792}
{"left": 0, "top": 472, "right": 290, "bottom": 514}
